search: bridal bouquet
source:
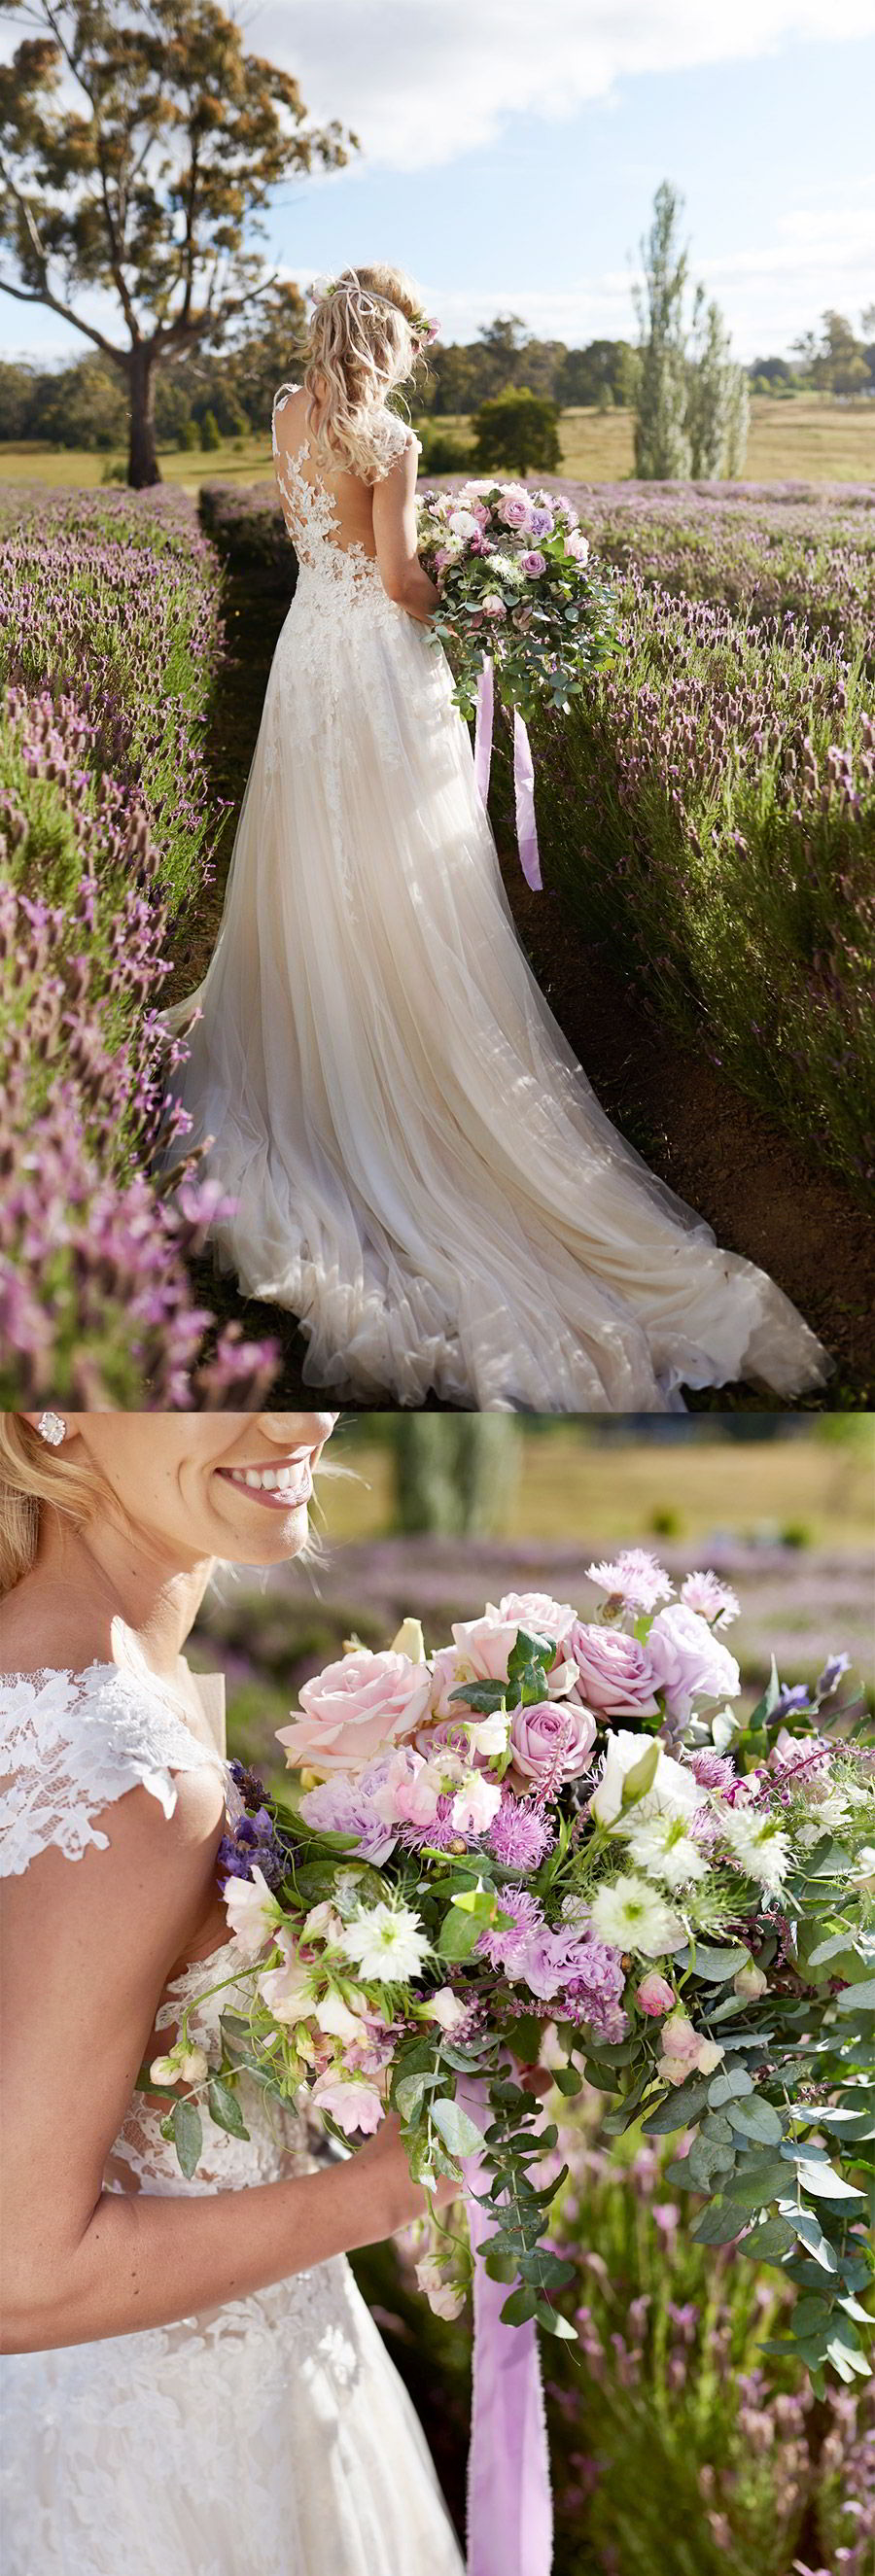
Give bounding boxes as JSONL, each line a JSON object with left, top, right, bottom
{"left": 415, "top": 478, "right": 617, "bottom": 888}
{"left": 154, "top": 1556, "right": 874, "bottom": 2390}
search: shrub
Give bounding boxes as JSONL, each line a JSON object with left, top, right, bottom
{"left": 528, "top": 492, "right": 875, "bottom": 1189}
{"left": 473, "top": 386, "right": 561, "bottom": 477}
{"left": 199, "top": 408, "right": 223, "bottom": 451}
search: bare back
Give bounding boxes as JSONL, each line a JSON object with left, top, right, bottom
{"left": 272, "top": 385, "right": 380, "bottom": 560}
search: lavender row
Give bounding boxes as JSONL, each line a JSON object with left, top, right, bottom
{"left": 0, "top": 484, "right": 222, "bottom": 914}
{"left": 0, "top": 521, "right": 279, "bottom": 1401}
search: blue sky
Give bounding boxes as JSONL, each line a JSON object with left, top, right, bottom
{"left": 3, "top": 0, "right": 875, "bottom": 368}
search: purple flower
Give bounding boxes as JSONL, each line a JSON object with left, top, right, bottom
{"left": 519, "top": 550, "right": 547, "bottom": 578}
{"left": 486, "top": 1793, "right": 555, "bottom": 1872}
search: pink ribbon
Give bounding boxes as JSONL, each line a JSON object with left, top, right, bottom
{"left": 458, "top": 2077, "right": 553, "bottom": 2576}
{"left": 473, "top": 659, "right": 542, "bottom": 893}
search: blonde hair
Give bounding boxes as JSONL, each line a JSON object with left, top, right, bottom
{"left": 0, "top": 1416, "right": 112, "bottom": 1597}
{"left": 302, "top": 264, "right": 427, "bottom": 483}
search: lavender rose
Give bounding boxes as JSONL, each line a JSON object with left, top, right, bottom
{"left": 519, "top": 549, "right": 547, "bottom": 577}
{"left": 646, "top": 1605, "right": 741, "bottom": 1720}
{"left": 509, "top": 1698, "right": 598, "bottom": 1786}
{"left": 569, "top": 1621, "right": 660, "bottom": 1718}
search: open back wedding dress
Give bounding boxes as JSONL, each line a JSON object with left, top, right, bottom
{"left": 162, "top": 387, "right": 828, "bottom": 1411}
{"left": 0, "top": 1658, "right": 464, "bottom": 2576}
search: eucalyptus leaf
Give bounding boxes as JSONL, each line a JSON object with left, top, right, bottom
{"left": 431, "top": 2095, "right": 487, "bottom": 2159}
{"left": 726, "top": 2097, "right": 785, "bottom": 2146}
{"left": 206, "top": 2076, "right": 250, "bottom": 2141}
{"left": 689, "top": 2201, "right": 745, "bottom": 2246}
{"left": 723, "top": 2153, "right": 788, "bottom": 2208}
{"left": 835, "top": 1977, "right": 875, "bottom": 2012}
{"left": 171, "top": 2096, "right": 203, "bottom": 2180}
{"left": 735, "top": 2214, "right": 796, "bottom": 2258}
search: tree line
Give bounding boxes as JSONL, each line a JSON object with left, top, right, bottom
{"left": 0, "top": 0, "right": 870, "bottom": 485}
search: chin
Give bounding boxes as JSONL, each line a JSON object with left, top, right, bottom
{"left": 218, "top": 1499, "right": 312, "bottom": 1568}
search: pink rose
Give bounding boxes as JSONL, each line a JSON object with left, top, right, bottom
{"left": 509, "top": 1699, "right": 598, "bottom": 1786}
{"left": 482, "top": 594, "right": 507, "bottom": 619}
{"left": 499, "top": 496, "right": 532, "bottom": 530}
{"left": 277, "top": 1649, "right": 433, "bottom": 1774}
{"left": 565, "top": 531, "right": 590, "bottom": 561}
{"left": 519, "top": 549, "right": 546, "bottom": 577}
{"left": 569, "top": 1623, "right": 660, "bottom": 1718}
{"left": 637, "top": 1972, "right": 675, "bottom": 2017}
{"left": 433, "top": 1591, "right": 577, "bottom": 1719}
{"left": 646, "top": 1606, "right": 741, "bottom": 1721}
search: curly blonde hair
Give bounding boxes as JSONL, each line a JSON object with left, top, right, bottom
{"left": 301, "top": 263, "right": 428, "bottom": 484}
{"left": 0, "top": 1416, "right": 113, "bottom": 1598}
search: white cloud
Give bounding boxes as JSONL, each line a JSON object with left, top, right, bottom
{"left": 256, "top": 0, "right": 875, "bottom": 171}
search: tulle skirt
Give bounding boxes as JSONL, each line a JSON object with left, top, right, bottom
{"left": 162, "top": 570, "right": 829, "bottom": 1411}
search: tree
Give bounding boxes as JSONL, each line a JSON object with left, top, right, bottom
{"left": 388, "top": 1417, "right": 520, "bottom": 1537}
{"left": 631, "top": 182, "right": 747, "bottom": 480}
{"left": 555, "top": 338, "right": 633, "bottom": 408}
{"left": 686, "top": 285, "right": 748, "bottom": 478}
{"left": 0, "top": 0, "right": 354, "bottom": 484}
{"left": 0, "top": 355, "right": 35, "bottom": 436}
{"left": 473, "top": 385, "right": 561, "bottom": 478}
{"left": 631, "top": 181, "right": 692, "bottom": 478}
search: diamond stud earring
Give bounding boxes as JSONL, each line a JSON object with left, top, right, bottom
{"left": 36, "top": 1412, "right": 65, "bottom": 1447}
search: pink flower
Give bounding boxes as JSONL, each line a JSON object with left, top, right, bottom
{"left": 433, "top": 546, "right": 451, "bottom": 571}
{"left": 481, "top": 594, "right": 507, "bottom": 619}
{"left": 680, "top": 1572, "right": 740, "bottom": 1628}
{"left": 637, "top": 1971, "right": 675, "bottom": 2017}
{"left": 569, "top": 1623, "right": 660, "bottom": 1717}
{"left": 646, "top": 1606, "right": 741, "bottom": 1720}
{"left": 277, "top": 1649, "right": 433, "bottom": 1774}
{"left": 564, "top": 531, "right": 590, "bottom": 562}
{"left": 509, "top": 1698, "right": 598, "bottom": 1787}
{"left": 498, "top": 495, "right": 532, "bottom": 530}
{"left": 519, "top": 549, "right": 546, "bottom": 577}
{"left": 586, "top": 1551, "right": 673, "bottom": 1616}
{"left": 310, "top": 2071, "right": 385, "bottom": 2136}
{"left": 495, "top": 1590, "right": 578, "bottom": 1647}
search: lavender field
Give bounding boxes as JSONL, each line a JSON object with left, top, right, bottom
{"left": 2, "top": 472, "right": 873, "bottom": 1402}
{"left": 0, "top": 486, "right": 278, "bottom": 1404}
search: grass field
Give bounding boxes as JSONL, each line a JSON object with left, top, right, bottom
{"left": 320, "top": 1422, "right": 875, "bottom": 1550}
{"left": 1, "top": 393, "right": 872, "bottom": 492}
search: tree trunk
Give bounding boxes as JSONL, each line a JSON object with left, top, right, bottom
{"left": 127, "top": 345, "right": 161, "bottom": 488}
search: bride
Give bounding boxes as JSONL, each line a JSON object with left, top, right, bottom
{"left": 162, "top": 262, "right": 828, "bottom": 1413}
{"left": 0, "top": 1408, "right": 469, "bottom": 2576}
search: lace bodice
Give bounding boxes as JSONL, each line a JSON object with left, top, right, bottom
{"left": 0, "top": 1660, "right": 319, "bottom": 2197}
{"left": 271, "top": 382, "right": 418, "bottom": 609}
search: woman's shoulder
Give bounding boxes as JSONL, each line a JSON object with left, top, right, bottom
{"left": 0, "top": 1658, "right": 226, "bottom": 1881}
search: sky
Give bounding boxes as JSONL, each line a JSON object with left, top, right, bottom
{"left": 3, "top": 0, "right": 875, "bottom": 369}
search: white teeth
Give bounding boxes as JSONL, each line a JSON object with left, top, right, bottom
{"left": 226, "top": 1463, "right": 307, "bottom": 1496}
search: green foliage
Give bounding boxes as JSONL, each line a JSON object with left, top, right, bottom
{"left": 198, "top": 409, "right": 222, "bottom": 453}
{"left": 0, "top": 0, "right": 352, "bottom": 482}
{"left": 387, "top": 1415, "right": 521, "bottom": 1536}
{"left": 472, "top": 386, "right": 561, "bottom": 478}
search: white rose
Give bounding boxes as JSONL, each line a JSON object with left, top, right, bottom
{"left": 589, "top": 1730, "right": 701, "bottom": 1829}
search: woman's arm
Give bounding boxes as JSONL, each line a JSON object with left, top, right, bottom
{"left": 0, "top": 1772, "right": 437, "bottom": 2354}
{"left": 371, "top": 438, "right": 439, "bottom": 623}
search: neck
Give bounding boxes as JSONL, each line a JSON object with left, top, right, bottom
{"left": 26, "top": 1514, "right": 212, "bottom": 1680}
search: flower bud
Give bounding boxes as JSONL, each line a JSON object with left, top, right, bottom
{"left": 733, "top": 1962, "right": 768, "bottom": 2001}
{"left": 637, "top": 1972, "right": 675, "bottom": 2017}
{"left": 149, "top": 2054, "right": 180, "bottom": 2087}
{"left": 177, "top": 2045, "right": 209, "bottom": 2083}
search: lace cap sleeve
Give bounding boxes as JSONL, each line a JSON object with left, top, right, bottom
{"left": 0, "top": 1664, "right": 227, "bottom": 1879}
{"left": 371, "top": 410, "right": 420, "bottom": 480}
{"left": 271, "top": 381, "right": 301, "bottom": 450}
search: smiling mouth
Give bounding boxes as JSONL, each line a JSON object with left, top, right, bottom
{"left": 215, "top": 1459, "right": 314, "bottom": 1509}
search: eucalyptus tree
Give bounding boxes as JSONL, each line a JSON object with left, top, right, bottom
{"left": 0, "top": 0, "right": 354, "bottom": 483}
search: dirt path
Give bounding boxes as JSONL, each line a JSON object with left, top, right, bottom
{"left": 169, "top": 563, "right": 873, "bottom": 1412}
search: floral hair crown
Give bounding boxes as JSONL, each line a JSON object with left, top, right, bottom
{"left": 307, "top": 274, "right": 439, "bottom": 350}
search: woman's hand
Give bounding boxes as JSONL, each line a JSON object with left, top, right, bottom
{"left": 349, "top": 2109, "right": 460, "bottom": 2233}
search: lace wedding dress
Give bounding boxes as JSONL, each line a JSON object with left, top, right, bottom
{"left": 162, "top": 386, "right": 828, "bottom": 1412}
{"left": 0, "top": 1660, "right": 465, "bottom": 2576}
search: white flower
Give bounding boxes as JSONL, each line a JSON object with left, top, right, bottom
{"left": 719, "top": 1805, "right": 790, "bottom": 1894}
{"left": 337, "top": 1899, "right": 431, "bottom": 1985}
{"left": 222, "top": 1864, "right": 283, "bottom": 1961}
{"left": 258, "top": 1942, "right": 313, "bottom": 2025}
{"left": 850, "top": 1845, "right": 875, "bottom": 1892}
{"left": 463, "top": 1710, "right": 511, "bottom": 1757}
{"left": 589, "top": 1730, "right": 702, "bottom": 1829}
{"left": 314, "top": 1989, "right": 369, "bottom": 2044}
{"left": 176, "top": 2044, "right": 209, "bottom": 2083}
{"left": 696, "top": 2039, "right": 724, "bottom": 2075}
{"left": 301, "top": 1901, "right": 344, "bottom": 1945}
{"left": 149, "top": 2053, "right": 180, "bottom": 2086}
{"left": 447, "top": 507, "right": 480, "bottom": 539}
{"left": 590, "top": 1873, "right": 684, "bottom": 1958}
{"left": 449, "top": 1766, "right": 503, "bottom": 1834}
{"left": 415, "top": 2255, "right": 467, "bottom": 2319}
{"left": 734, "top": 1962, "right": 768, "bottom": 2000}
{"left": 420, "top": 1986, "right": 469, "bottom": 2034}
{"left": 625, "top": 1814, "right": 710, "bottom": 1889}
